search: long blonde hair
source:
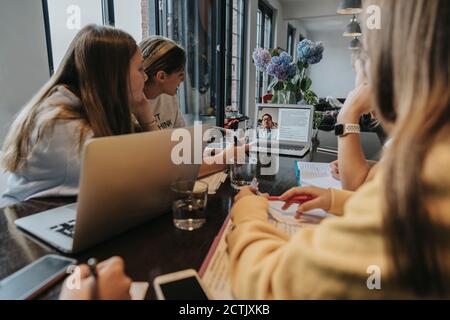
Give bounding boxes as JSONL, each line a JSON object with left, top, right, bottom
{"left": 365, "top": 0, "right": 450, "bottom": 295}
{"left": 2, "top": 25, "right": 138, "bottom": 172}
{"left": 139, "top": 36, "right": 186, "bottom": 84}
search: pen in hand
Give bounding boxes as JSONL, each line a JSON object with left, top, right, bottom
{"left": 87, "top": 258, "right": 98, "bottom": 300}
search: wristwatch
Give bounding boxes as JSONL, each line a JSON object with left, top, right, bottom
{"left": 334, "top": 124, "right": 361, "bottom": 137}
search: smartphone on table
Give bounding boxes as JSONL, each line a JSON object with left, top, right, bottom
{"left": 153, "top": 269, "right": 212, "bottom": 300}
{"left": 0, "top": 254, "right": 77, "bottom": 300}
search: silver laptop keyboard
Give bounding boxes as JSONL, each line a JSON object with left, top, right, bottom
{"left": 50, "top": 220, "right": 76, "bottom": 238}
{"left": 256, "top": 144, "right": 305, "bottom": 152}
{"left": 279, "top": 144, "right": 305, "bottom": 152}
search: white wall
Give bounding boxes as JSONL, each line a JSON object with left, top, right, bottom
{"left": 308, "top": 30, "right": 355, "bottom": 99}
{"left": 0, "top": 0, "right": 49, "bottom": 144}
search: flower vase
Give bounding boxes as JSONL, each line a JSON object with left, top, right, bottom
{"left": 271, "top": 90, "right": 297, "bottom": 105}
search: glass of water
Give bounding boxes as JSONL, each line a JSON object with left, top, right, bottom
{"left": 230, "top": 155, "right": 258, "bottom": 190}
{"left": 171, "top": 180, "right": 208, "bottom": 231}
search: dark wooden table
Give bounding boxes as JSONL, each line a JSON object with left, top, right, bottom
{"left": 0, "top": 132, "right": 381, "bottom": 300}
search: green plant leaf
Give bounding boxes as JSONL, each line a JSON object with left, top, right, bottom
{"left": 304, "top": 89, "right": 318, "bottom": 105}
{"left": 288, "top": 82, "right": 298, "bottom": 92}
{"left": 300, "top": 77, "right": 312, "bottom": 91}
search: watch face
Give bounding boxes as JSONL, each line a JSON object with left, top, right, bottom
{"left": 335, "top": 124, "right": 344, "bottom": 136}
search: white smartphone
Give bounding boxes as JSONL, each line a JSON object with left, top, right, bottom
{"left": 0, "top": 255, "right": 77, "bottom": 300}
{"left": 153, "top": 269, "right": 212, "bottom": 300}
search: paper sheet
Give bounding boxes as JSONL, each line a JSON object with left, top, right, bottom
{"left": 296, "top": 162, "right": 342, "bottom": 190}
{"left": 200, "top": 207, "right": 334, "bottom": 300}
{"left": 268, "top": 201, "right": 333, "bottom": 226}
{"left": 200, "top": 219, "right": 235, "bottom": 300}
{"left": 200, "top": 164, "right": 340, "bottom": 300}
{"left": 130, "top": 282, "right": 149, "bottom": 300}
{"left": 198, "top": 171, "right": 228, "bottom": 195}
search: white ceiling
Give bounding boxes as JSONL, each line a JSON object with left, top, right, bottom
{"left": 280, "top": 0, "right": 351, "bottom": 32}
{"left": 299, "top": 15, "right": 350, "bottom": 32}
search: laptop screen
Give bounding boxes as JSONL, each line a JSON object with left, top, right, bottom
{"left": 256, "top": 106, "right": 312, "bottom": 143}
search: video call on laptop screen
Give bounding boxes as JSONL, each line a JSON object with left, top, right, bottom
{"left": 257, "top": 107, "right": 312, "bottom": 143}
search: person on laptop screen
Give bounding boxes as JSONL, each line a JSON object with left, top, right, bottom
{"left": 1, "top": 25, "right": 149, "bottom": 206}
{"left": 258, "top": 113, "right": 278, "bottom": 140}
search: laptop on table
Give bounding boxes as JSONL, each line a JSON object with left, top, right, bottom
{"left": 251, "top": 104, "right": 315, "bottom": 157}
{"left": 15, "top": 126, "right": 206, "bottom": 254}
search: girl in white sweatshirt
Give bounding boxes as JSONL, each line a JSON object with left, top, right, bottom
{"left": 1, "top": 25, "right": 148, "bottom": 206}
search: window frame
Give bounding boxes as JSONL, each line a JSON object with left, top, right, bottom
{"left": 287, "top": 24, "right": 296, "bottom": 56}
{"left": 255, "top": 0, "right": 274, "bottom": 104}
{"left": 224, "top": 0, "right": 248, "bottom": 114}
{"left": 102, "top": 0, "right": 115, "bottom": 26}
{"left": 41, "top": 0, "right": 54, "bottom": 76}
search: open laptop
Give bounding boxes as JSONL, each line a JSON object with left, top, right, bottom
{"left": 15, "top": 126, "right": 206, "bottom": 254}
{"left": 250, "top": 104, "right": 314, "bottom": 157}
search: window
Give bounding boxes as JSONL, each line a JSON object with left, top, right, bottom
{"left": 156, "top": 0, "right": 220, "bottom": 126}
{"left": 44, "top": 0, "right": 156, "bottom": 73}
{"left": 287, "top": 24, "right": 296, "bottom": 56}
{"left": 225, "top": 0, "right": 247, "bottom": 113}
{"left": 255, "top": 1, "right": 274, "bottom": 103}
{"left": 45, "top": 0, "right": 104, "bottom": 72}
{"left": 42, "top": 0, "right": 247, "bottom": 127}
{"left": 114, "top": 0, "right": 145, "bottom": 43}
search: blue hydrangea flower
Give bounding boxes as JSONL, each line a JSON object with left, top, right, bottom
{"left": 297, "top": 39, "right": 324, "bottom": 65}
{"left": 271, "top": 56, "right": 281, "bottom": 65}
{"left": 265, "top": 51, "right": 296, "bottom": 81}
{"left": 279, "top": 52, "right": 293, "bottom": 65}
{"left": 252, "top": 48, "right": 272, "bottom": 71}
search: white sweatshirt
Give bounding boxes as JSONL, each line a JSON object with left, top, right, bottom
{"left": 0, "top": 86, "right": 93, "bottom": 207}
{"left": 145, "top": 94, "right": 186, "bottom": 131}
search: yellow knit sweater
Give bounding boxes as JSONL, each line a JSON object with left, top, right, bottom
{"left": 227, "top": 142, "right": 450, "bottom": 299}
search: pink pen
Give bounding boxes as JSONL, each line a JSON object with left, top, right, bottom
{"left": 268, "top": 195, "right": 315, "bottom": 203}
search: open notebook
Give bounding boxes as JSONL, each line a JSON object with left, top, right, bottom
{"left": 296, "top": 161, "right": 342, "bottom": 190}
{"left": 199, "top": 202, "right": 335, "bottom": 300}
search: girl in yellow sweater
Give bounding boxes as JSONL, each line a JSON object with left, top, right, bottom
{"left": 228, "top": 0, "right": 450, "bottom": 299}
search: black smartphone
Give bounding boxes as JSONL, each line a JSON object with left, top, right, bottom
{"left": 0, "top": 254, "right": 77, "bottom": 300}
{"left": 153, "top": 269, "right": 211, "bottom": 300}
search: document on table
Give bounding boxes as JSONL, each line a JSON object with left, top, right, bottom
{"left": 296, "top": 161, "right": 342, "bottom": 190}
{"left": 198, "top": 171, "right": 228, "bottom": 195}
{"left": 199, "top": 217, "right": 235, "bottom": 300}
{"left": 200, "top": 205, "right": 335, "bottom": 300}
{"left": 268, "top": 200, "right": 334, "bottom": 227}
{"left": 130, "top": 282, "right": 149, "bottom": 300}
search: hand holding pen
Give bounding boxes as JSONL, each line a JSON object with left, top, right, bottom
{"left": 279, "top": 187, "right": 332, "bottom": 219}
{"left": 60, "top": 256, "right": 132, "bottom": 300}
{"left": 248, "top": 179, "right": 315, "bottom": 211}
{"left": 268, "top": 195, "right": 315, "bottom": 211}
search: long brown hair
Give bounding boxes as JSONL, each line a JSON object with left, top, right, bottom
{"left": 2, "top": 25, "right": 138, "bottom": 172}
{"left": 365, "top": 0, "right": 450, "bottom": 296}
{"left": 139, "top": 36, "right": 186, "bottom": 84}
